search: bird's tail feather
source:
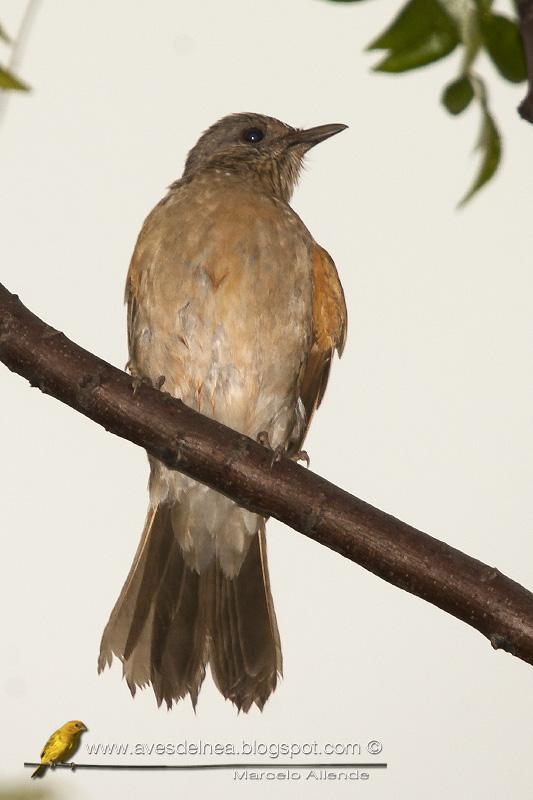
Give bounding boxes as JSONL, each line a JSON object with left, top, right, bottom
{"left": 210, "top": 520, "right": 282, "bottom": 711}
{"left": 31, "top": 764, "right": 47, "bottom": 779}
{"left": 98, "top": 503, "right": 282, "bottom": 711}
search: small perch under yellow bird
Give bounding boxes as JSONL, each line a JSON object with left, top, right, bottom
{"left": 31, "top": 720, "right": 88, "bottom": 778}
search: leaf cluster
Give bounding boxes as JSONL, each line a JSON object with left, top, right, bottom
{"left": 326, "top": 0, "right": 527, "bottom": 204}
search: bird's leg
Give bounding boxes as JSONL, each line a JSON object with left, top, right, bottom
{"left": 49, "top": 762, "right": 56, "bottom": 770}
{"left": 68, "top": 762, "right": 76, "bottom": 772}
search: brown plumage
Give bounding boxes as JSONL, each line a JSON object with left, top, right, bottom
{"left": 98, "top": 112, "right": 347, "bottom": 711}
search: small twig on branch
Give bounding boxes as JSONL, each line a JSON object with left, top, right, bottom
{"left": 518, "top": 0, "right": 533, "bottom": 122}
{"left": 1, "top": 283, "right": 533, "bottom": 667}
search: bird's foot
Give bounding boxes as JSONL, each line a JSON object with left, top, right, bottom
{"left": 257, "top": 430, "right": 272, "bottom": 449}
{"left": 131, "top": 376, "right": 143, "bottom": 394}
{"left": 257, "top": 431, "right": 285, "bottom": 468}
{"left": 131, "top": 374, "right": 166, "bottom": 394}
{"left": 257, "top": 432, "right": 310, "bottom": 468}
{"left": 131, "top": 375, "right": 153, "bottom": 394}
{"left": 291, "top": 449, "right": 310, "bottom": 468}
{"left": 49, "top": 762, "right": 56, "bottom": 771}
{"left": 68, "top": 762, "right": 77, "bottom": 772}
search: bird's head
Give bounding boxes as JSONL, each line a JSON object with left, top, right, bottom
{"left": 183, "top": 112, "right": 347, "bottom": 202}
{"left": 63, "top": 720, "right": 88, "bottom": 735}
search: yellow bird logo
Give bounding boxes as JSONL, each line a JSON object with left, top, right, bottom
{"left": 31, "top": 720, "right": 88, "bottom": 778}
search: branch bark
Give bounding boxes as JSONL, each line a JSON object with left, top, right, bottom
{"left": 518, "top": 0, "right": 533, "bottom": 122}
{"left": 2, "top": 282, "right": 533, "bottom": 667}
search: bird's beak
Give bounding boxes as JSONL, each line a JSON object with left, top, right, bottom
{"left": 286, "top": 123, "right": 348, "bottom": 149}
{"left": 81, "top": 724, "right": 88, "bottom": 732}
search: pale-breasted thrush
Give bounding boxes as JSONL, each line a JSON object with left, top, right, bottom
{"left": 99, "top": 112, "right": 347, "bottom": 712}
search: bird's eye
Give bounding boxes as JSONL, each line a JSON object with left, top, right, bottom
{"left": 242, "top": 127, "right": 264, "bottom": 144}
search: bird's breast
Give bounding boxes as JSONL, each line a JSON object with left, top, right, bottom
{"left": 128, "top": 179, "right": 314, "bottom": 440}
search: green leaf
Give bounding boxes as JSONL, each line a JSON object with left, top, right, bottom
{"left": 480, "top": 13, "right": 527, "bottom": 83}
{"left": 0, "top": 23, "right": 11, "bottom": 43}
{"left": 374, "top": 32, "right": 458, "bottom": 71}
{"left": 459, "top": 105, "right": 501, "bottom": 206}
{"left": 0, "top": 66, "right": 29, "bottom": 91}
{"left": 473, "top": 0, "right": 494, "bottom": 12}
{"left": 368, "top": 0, "right": 459, "bottom": 72}
{"left": 441, "top": 75, "right": 475, "bottom": 114}
{"left": 368, "top": 0, "right": 459, "bottom": 51}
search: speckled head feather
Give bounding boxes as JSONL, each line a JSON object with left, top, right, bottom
{"left": 183, "top": 112, "right": 346, "bottom": 202}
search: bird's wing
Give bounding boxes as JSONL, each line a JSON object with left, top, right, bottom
{"left": 125, "top": 240, "right": 142, "bottom": 369}
{"left": 124, "top": 201, "right": 163, "bottom": 371}
{"left": 41, "top": 732, "right": 62, "bottom": 762}
{"left": 296, "top": 243, "right": 347, "bottom": 447}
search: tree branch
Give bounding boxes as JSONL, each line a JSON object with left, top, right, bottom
{"left": 2, "top": 282, "right": 533, "bottom": 667}
{"left": 518, "top": 0, "right": 533, "bottom": 122}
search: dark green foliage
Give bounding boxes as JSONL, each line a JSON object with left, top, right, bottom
{"left": 0, "top": 20, "right": 30, "bottom": 92}
{"left": 368, "top": 0, "right": 459, "bottom": 72}
{"left": 0, "top": 67, "right": 29, "bottom": 91}
{"left": 322, "top": 0, "right": 528, "bottom": 204}
{"left": 0, "top": 23, "right": 11, "bottom": 43}
{"left": 480, "top": 13, "right": 527, "bottom": 83}
{"left": 441, "top": 76, "right": 475, "bottom": 115}
{"left": 460, "top": 99, "right": 501, "bottom": 206}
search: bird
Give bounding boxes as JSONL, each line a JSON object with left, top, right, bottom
{"left": 98, "top": 112, "right": 347, "bottom": 712}
{"left": 31, "top": 720, "right": 88, "bottom": 778}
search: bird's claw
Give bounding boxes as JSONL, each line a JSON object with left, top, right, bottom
{"left": 131, "top": 376, "right": 143, "bottom": 394}
{"left": 270, "top": 445, "right": 285, "bottom": 468}
{"left": 257, "top": 431, "right": 285, "bottom": 468}
{"left": 291, "top": 449, "right": 310, "bottom": 468}
{"left": 257, "top": 430, "right": 271, "bottom": 448}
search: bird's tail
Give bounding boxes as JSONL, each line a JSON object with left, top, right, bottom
{"left": 31, "top": 764, "right": 47, "bottom": 779}
{"left": 98, "top": 503, "right": 282, "bottom": 711}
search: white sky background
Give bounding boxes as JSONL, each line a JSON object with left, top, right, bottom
{"left": 1, "top": 0, "right": 532, "bottom": 797}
